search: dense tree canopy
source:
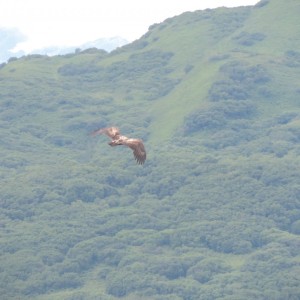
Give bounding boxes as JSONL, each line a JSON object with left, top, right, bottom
{"left": 1, "top": 0, "right": 300, "bottom": 299}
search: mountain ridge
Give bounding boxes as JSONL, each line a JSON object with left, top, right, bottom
{"left": 1, "top": 0, "right": 300, "bottom": 299}
{"left": 0, "top": 34, "right": 129, "bottom": 63}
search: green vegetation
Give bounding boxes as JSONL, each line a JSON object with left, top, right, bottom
{"left": 1, "top": 0, "right": 300, "bottom": 299}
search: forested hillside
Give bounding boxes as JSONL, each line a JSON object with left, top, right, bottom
{"left": 1, "top": 0, "right": 300, "bottom": 299}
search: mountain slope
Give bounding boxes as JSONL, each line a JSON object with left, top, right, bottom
{"left": 1, "top": 0, "right": 300, "bottom": 299}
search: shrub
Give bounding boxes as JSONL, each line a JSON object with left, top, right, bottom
{"left": 233, "top": 32, "right": 266, "bottom": 46}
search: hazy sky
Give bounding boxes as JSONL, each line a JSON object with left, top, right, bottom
{"left": 1, "top": 0, "right": 259, "bottom": 53}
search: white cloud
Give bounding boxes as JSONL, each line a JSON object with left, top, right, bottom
{"left": 0, "top": 0, "right": 259, "bottom": 53}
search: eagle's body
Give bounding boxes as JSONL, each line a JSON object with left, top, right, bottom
{"left": 91, "top": 126, "right": 146, "bottom": 164}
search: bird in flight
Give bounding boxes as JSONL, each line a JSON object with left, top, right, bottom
{"left": 91, "top": 126, "right": 146, "bottom": 165}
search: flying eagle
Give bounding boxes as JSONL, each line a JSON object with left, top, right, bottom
{"left": 91, "top": 126, "right": 146, "bottom": 165}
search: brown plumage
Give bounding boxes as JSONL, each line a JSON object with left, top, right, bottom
{"left": 91, "top": 126, "right": 146, "bottom": 165}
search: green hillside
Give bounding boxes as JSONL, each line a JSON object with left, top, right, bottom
{"left": 1, "top": 0, "right": 300, "bottom": 299}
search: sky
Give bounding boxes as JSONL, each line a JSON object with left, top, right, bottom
{"left": 1, "top": 0, "right": 259, "bottom": 53}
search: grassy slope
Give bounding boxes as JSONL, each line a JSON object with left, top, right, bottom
{"left": 244, "top": 0, "right": 300, "bottom": 53}
{"left": 145, "top": 0, "right": 300, "bottom": 141}
{"left": 1, "top": 0, "right": 300, "bottom": 299}
{"left": 145, "top": 8, "right": 247, "bottom": 141}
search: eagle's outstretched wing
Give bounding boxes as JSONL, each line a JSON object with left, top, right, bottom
{"left": 91, "top": 126, "right": 146, "bottom": 164}
{"left": 90, "top": 126, "right": 120, "bottom": 140}
{"left": 123, "top": 138, "right": 147, "bottom": 165}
